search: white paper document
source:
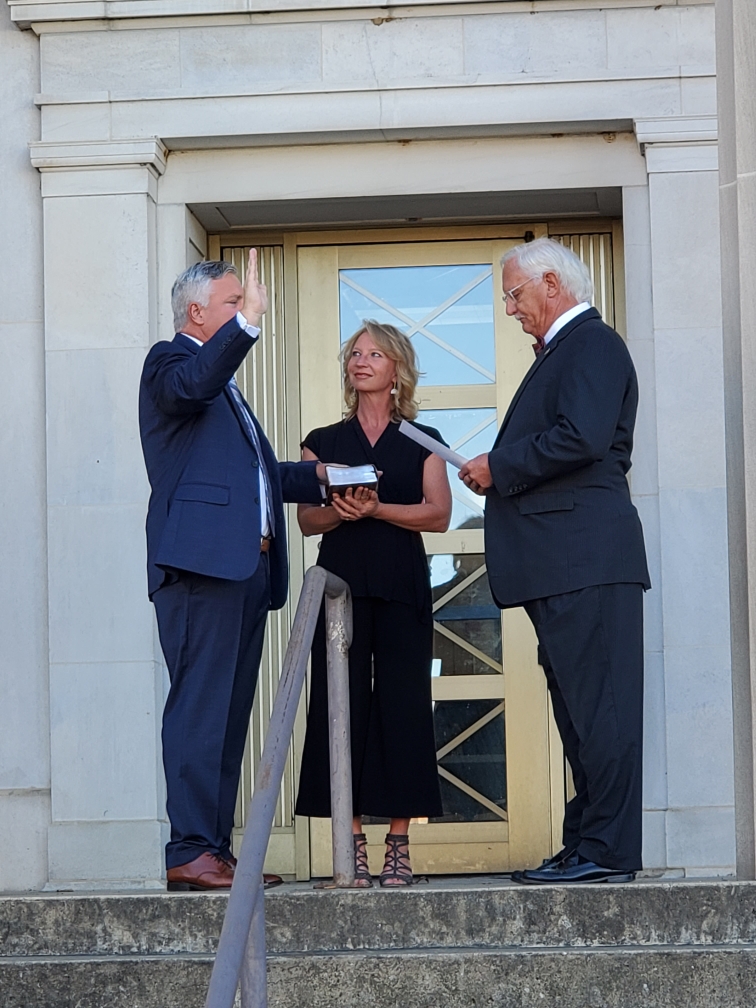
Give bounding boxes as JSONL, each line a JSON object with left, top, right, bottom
{"left": 398, "top": 420, "right": 469, "bottom": 470}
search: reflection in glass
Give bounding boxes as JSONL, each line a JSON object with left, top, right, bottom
{"left": 365, "top": 699, "right": 506, "bottom": 826}
{"left": 419, "top": 408, "right": 497, "bottom": 530}
{"left": 430, "top": 553, "right": 457, "bottom": 589}
{"left": 339, "top": 264, "right": 495, "bottom": 386}
{"left": 432, "top": 554, "right": 502, "bottom": 676}
{"left": 431, "top": 700, "right": 506, "bottom": 823}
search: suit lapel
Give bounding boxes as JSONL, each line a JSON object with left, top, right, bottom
{"left": 173, "top": 333, "right": 274, "bottom": 480}
{"left": 495, "top": 353, "right": 546, "bottom": 441}
{"left": 493, "top": 308, "right": 600, "bottom": 447}
{"left": 225, "top": 384, "right": 261, "bottom": 453}
{"left": 173, "top": 333, "right": 262, "bottom": 453}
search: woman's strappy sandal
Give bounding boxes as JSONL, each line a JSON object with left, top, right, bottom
{"left": 379, "top": 833, "right": 413, "bottom": 887}
{"left": 353, "top": 832, "right": 374, "bottom": 888}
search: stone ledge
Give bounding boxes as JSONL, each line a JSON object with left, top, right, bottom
{"left": 4, "top": 880, "right": 756, "bottom": 957}
{"left": 32, "top": 69, "right": 715, "bottom": 108}
{"left": 8, "top": 0, "right": 715, "bottom": 30}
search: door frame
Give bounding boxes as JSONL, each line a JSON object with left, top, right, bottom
{"left": 212, "top": 220, "right": 623, "bottom": 878}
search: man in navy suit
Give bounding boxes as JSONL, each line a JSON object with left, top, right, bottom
{"left": 140, "top": 251, "right": 327, "bottom": 890}
{"left": 460, "top": 238, "right": 650, "bottom": 884}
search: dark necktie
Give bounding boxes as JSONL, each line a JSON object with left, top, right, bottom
{"left": 228, "top": 377, "right": 275, "bottom": 536}
{"left": 533, "top": 335, "right": 546, "bottom": 357}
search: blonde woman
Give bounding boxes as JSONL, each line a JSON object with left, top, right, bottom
{"left": 295, "top": 321, "right": 451, "bottom": 886}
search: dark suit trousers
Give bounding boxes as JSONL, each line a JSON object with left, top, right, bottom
{"left": 153, "top": 557, "right": 270, "bottom": 869}
{"left": 524, "top": 582, "right": 644, "bottom": 871}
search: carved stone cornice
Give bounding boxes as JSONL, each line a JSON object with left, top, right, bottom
{"left": 634, "top": 116, "right": 718, "bottom": 174}
{"left": 634, "top": 115, "right": 718, "bottom": 147}
{"left": 29, "top": 138, "right": 168, "bottom": 174}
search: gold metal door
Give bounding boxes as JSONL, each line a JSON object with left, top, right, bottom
{"left": 298, "top": 231, "right": 555, "bottom": 874}
{"left": 223, "top": 223, "right": 620, "bottom": 877}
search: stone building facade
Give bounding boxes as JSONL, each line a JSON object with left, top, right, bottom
{"left": 2, "top": 0, "right": 753, "bottom": 891}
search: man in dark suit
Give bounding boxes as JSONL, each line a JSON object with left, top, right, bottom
{"left": 460, "top": 238, "right": 650, "bottom": 884}
{"left": 140, "top": 251, "right": 327, "bottom": 890}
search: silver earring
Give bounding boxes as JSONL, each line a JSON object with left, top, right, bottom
{"left": 390, "top": 381, "right": 398, "bottom": 396}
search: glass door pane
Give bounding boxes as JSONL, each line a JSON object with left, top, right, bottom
{"left": 339, "top": 264, "right": 495, "bottom": 386}
{"left": 419, "top": 407, "right": 497, "bottom": 530}
{"left": 338, "top": 258, "right": 506, "bottom": 833}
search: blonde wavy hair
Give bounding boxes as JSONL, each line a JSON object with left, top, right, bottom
{"left": 341, "top": 320, "right": 420, "bottom": 421}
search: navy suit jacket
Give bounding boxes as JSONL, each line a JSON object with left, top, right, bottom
{"left": 139, "top": 316, "right": 322, "bottom": 607}
{"left": 484, "top": 307, "right": 650, "bottom": 608}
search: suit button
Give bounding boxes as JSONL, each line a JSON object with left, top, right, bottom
{"left": 251, "top": 460, "right": 259, "bottom": 469}
{"left": 254, "top": 496, "right": 260, "bottom": 504}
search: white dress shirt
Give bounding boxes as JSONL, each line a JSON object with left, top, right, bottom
{"left": 182, "top": 312, "right": 270, "bottom": 537}
{"left": 543, "top": 302, "right": 592, "bottom": 346}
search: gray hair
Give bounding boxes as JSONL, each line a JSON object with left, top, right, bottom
{"left": 501, "top": 238, "right": 593, "bottom": 304}
{"left": 171, "top": 260, "right": 238, "bottom": 331}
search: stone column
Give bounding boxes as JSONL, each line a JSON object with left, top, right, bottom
{"left": 635, "top": 116, "right": 736, "bottom": 875}
{"left": 622, "top": 180, "right": 667, "bottom": 871}
{"left": 716, "top": 0, "right": 756, "bottom": 880}
{"left": 30, "top": 139, "right": 169, "bottom": 889}
{"left": 0, "top": 0, "right": 50, "bottom": 892}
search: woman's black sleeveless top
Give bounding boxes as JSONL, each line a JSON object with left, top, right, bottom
{"left": 302, "top": 417, "right": 446, "bottom": 614}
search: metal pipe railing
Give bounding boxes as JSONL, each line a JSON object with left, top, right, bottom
{"left": 205, "top": 566, "right": 355, "bottom": 1008}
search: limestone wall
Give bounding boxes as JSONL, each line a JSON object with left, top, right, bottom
{"left": 0, "top": 1, "right": 49, "bottom": 890}
{"left": 0, "top": 0, "right": 740, "bottom": 887}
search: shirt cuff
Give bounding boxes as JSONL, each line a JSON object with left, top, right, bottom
{"left": 236, "top": 312, "right": 261, "bottom": 339}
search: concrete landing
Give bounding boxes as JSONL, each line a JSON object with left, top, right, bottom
{"left": 2, "top": 877, "right": 755, "bottom": 1007}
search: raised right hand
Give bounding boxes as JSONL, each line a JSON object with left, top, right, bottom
{"left": 242, "top": 248, "right": 269, "bottom": 326}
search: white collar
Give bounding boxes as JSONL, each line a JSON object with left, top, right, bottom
{"left": 543, "top": 302, "right": 592, "bottom": 345}
{"left": 180, "top": 333, "right": 204, "bottom": 348}
{"left": 179, "top": 312, "right": 258, "bottom": 349}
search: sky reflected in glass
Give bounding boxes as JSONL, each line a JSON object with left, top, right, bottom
{"left": 339, "top": 264, "right": 495, "bottom": 386}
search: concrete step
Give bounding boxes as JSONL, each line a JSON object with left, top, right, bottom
{"left": 4, "top": 945, "right": 756, "bottom": 1008}
{"left": 3, "top": 880, "right": 756, "bottom": 1007}
{"left": 3, "top": 880, "right": 756, "bottom": 955}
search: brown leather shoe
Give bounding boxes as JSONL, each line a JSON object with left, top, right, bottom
{"left": 167, "top": 852, "right": 235, "bottom": 891}
{"left": 221, "top": 854, "right": 283, "bottom": 890}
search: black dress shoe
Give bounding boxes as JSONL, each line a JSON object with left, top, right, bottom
{"left": 540, "top": 846, "right": 579, "bottom": 870}
{"left": 513, "top": 856, "right": 636, "bottom": 886}
{"left": 510, "top": 847, "right": 579, "bottom": 883}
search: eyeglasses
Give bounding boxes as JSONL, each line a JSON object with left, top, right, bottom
{"left": 502, "top": 276, "right": 539, "bottom": 304}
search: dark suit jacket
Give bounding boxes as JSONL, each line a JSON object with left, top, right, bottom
{"left": 485, "top": 307, "right": 650, "bottom": 608}
{"left": 139, "top": 316, "right": 322, "bottom": 607}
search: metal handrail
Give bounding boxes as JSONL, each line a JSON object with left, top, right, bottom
{"left": 205, "top": 566, "right": 355, "bottom": 1008}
